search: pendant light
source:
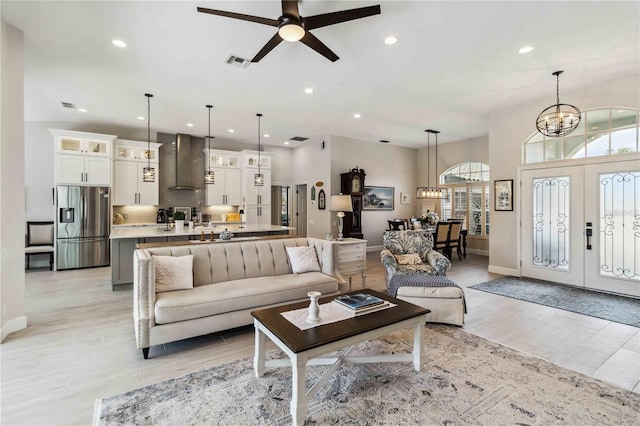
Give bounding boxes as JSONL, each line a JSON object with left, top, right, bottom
{"left": 535, "top": 70, "right": 581, "bottom": 138}
{"left": 254, "top": 113, "right": 264, "bottom": 186}
{"left": 204, "top": 105, "right": 215, "bottom": 184}
{"left": 142, "top": 93, "right": 155, "bottom": 183}
{"left": 416, "top": 129, "right": 442, "bottom": 199}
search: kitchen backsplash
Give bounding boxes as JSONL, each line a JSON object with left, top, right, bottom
{"left": 157, "top": 132, "right": 206, "bottom": 208}
{"left": 113, "top": 205, "right": 239, "bottom": 224}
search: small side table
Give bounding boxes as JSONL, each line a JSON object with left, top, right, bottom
{"left": 333, "top": 238, "right": 367, "bottom": 291}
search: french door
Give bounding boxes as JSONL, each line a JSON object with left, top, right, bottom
{"left": 521, "top": 160, "right": 639, "bottom": 297}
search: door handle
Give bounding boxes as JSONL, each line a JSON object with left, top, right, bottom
{"left": 586, "top": 228, "right": 593, "bottom": 250}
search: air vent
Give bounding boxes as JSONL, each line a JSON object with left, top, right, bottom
{"left": 226, "top": 55, "right": 251, "bottom": 69}
{"left": 290, "top": 136, "right": 308, "bottom": 142}
{"left": 61, "top": 102, "right": 76, "bottom": 109}
{"left": 379, "top": 139, "right": 390, "bottom": 143}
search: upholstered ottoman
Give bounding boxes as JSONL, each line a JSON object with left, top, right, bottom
{"left": 388, "top": 275, "right": 466, "bottom": 326}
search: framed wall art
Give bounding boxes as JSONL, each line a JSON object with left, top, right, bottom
{"left": 318, "top": 189, "right": 326, "bottom": 209}
{"left": 494, "top": 179, "right": 513, "bottom": 211}
{"left": 363, "top": 186, "right": 394, "bottom": 210}
{"left": 400, "top": 192, "right": 411, "bottom": 204}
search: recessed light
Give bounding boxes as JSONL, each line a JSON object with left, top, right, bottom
{"left": 616, "top": 109, "right": 625, "bottom": 113}
{"left": 186, "top": 123, "right": 194, "bottom": 127}
{"left": 77, "top": 108, "right": 88, "bottom": 112}
{"left": 264, "top": 134, "right": 270, "bottom": 138}
{"left": 353, "top": 113, "right": 361, "bottom": 118}
{"left": 137, "top": 116, "right": 145, "bottom": 120}
{"left": 518, "top": 45, "right": 534, "bottom": 54}
{"left": 228, "top": 129, "right": 235, "bottom": 133}
{"left": 304, "top": 88, "right": 314, "bottom": 94}
{"left": 284, "top": 141, "right": 290, "bottom": 145}
{"left": 112, "top": 39, "right": 127, "bottom": 48}
{"left": 384, "top": 36, "right": 397, "bottom": 45}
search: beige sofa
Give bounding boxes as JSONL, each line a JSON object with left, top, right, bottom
{"left": 133, "top": 237, "right": 341, "bottom": 358}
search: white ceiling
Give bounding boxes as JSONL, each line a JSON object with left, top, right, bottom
{"left": 2, "top": 1, "right": 639, "bottom": 148}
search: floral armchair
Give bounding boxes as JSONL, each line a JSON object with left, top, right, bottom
{"left": 380, "top": 230, "right": 451, "bottom": 286}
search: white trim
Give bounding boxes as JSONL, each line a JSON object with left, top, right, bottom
{"left": 49, "top": 128, "right": 117, "bottom": 140}
{"left": 1, "top": 316, "right": 27, "bottom": 343}
{"left": 488, "top": 265, "right": 518, "bottom": 276}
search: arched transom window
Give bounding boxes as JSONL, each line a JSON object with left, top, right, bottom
{"left": 440, "top": 162, "right": 490, "bottom": 237}
{"left": 523, "top": 107, "right": 639, "bottom": 163}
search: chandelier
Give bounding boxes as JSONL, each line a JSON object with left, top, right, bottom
{"left": 536, "top": 71, "right": 581, "bottom": 138}
{"left": 254, "top": 113, "right": 264, "bottom": 186}
{"left": 417, "top": 129, "right": 442, "bottom": 199}
{"left": 204, "top": 105, "right": 215, "bottom": 184}
{"left": 142, "top": 94, "right": 155, "bottom": 183}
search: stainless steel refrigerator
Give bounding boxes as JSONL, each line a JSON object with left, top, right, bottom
{"left": 56, "top": 186, "right": 110, "bottom": 270}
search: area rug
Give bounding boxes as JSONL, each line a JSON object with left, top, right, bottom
{"left": 94, "top": 325, "right": 640, "bottom": 426}
{"left": 469, "top": 276, "right": 640, "bottom": 327}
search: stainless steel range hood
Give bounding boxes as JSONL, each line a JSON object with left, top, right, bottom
{"left": 169, "top": 133, "right": 200, "bottom": 190}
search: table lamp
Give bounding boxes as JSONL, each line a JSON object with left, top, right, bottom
{"left": 330, "top": 194, "right": 353, "bottom": 240}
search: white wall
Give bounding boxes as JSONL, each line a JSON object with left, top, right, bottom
{"left": 292, "top": 138, "right": 332, "bottom": 239}
{"left": 330, "top": 136, "right": 417, "bottom": 248}
{"left": 489, "top": 72, "right": 640, "bottom": 274}
{"left": 1, "top": 20, "right": 27, "bottom": 341}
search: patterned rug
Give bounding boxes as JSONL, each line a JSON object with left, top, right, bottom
{"left": 94, "top": 325, "right": 640, "bottom": 426}
{"left": 470, "top": 276, "right": 640, "bottom": 327}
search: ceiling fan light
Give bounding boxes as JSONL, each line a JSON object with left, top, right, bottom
{"left": 279, "top": 24, "right": 305, "bottom": 42}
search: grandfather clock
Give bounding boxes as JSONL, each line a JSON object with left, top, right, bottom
{"left": 340, "top": 167, "right": 366, "bottom": 239}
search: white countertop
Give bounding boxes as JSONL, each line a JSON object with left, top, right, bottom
{"left": 109, "top": 224, "right": 295, "bottom": 239}
{"left": 112, "top": 221, "right": 240, "bottom": 228}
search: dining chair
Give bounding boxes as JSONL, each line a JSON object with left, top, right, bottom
{"left": 433, "top": 222, "right": 451, "bottom": 258}
{"left": 447, "top": 222, "right": 463, "bottom": 261}
{"left": 387, "top": 219, "right": 409, "bottom": 231}
{"left": 25, "top": 221, "right": 54, "bottom": 270}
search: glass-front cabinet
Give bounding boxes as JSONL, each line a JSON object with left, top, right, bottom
{"left": 115, "top": 139, "right": 159, "bottom": 162}
{"left": 55, "top": 134, "right": 112, "bottom": 157}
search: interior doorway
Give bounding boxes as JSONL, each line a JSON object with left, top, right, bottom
{"left": 521, "top": 159, "right": 639, "bottom": 297}
{"left": 271, "top": 185, "right": 290, "bottom": 226}
{"left": 295, "top": 184, "right": 307, "bottom": 237}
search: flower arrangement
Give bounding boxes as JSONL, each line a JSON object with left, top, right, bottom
{"left": 419, "top": 211, "right": 439, "bottom": 226}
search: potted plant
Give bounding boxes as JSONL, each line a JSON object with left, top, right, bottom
{"left": 173, "top": 211, "right": 186, "bottom": 231}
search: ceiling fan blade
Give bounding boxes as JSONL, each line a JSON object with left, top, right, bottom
{"left": 299, "top": 32, "right": 339, "bottom": 62}
{"left": 281, "top": 0, "right": 300, "bottom": 18}
{"left": 304, "top": 5, "right": 381, "bottom": 30}
{"left": 197, "top": 7, "right": 279, "bottom": 27}
{"left": 251, "top": 33, "right": 284, "bottom": 62}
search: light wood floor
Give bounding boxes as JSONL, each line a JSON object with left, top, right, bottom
{"left": 2, "top": 252, "right": 639, "bottom": 425}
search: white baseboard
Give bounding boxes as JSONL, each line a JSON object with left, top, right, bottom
{"left": 467, "top": 248, "right": 489, "bottom": 256}
{"left": 1, "top": 316, "right": 27, "bottom": 343}
{"left": 488, "top": 265, "right": 519, "bottom": 276}
{"left": 367, "top": 245, "right": 383, "bottom": 252}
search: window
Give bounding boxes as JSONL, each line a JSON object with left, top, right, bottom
{"left": 440, "top": 162, "right": 490, "bottom": 236}
{"left": 524, "top": 107, "right": 639, "bottom": 164}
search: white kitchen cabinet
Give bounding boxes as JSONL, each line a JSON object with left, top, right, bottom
{"left": 51, "top": 129, "right": 116, "bottom": 185}
{"left": 243, "top": 168, "right": 272, "bottom": 206}
{"left": 55, "top": 154, "right": 111, "bottom": 185}
{"left": 205, "top": 167, "right": 241, "bottom": 205}
{"left": 244, "top": 205, "right": 272, "bottom": 226}
{"left": 112, "top": 140, "right": 162, "bottom": 206}
{"left": 114, "top": 139, "right": 159, "bottom": 162}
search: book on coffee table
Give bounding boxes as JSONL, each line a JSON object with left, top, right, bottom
{"left": 333, "top": 293, "right": 385, "bottom": 310}
{"left": 331, "top": 299, "right": 392, "bottom": 316}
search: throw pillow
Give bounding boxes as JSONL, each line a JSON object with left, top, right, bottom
{"left": 394, "top": 253, "right": 423, "bottom": 265}
{"left": 286, "top": 246, "right": 321, "bottom": 274}
{"left": 153, "top": 255, "right": 194, "bottom": 292}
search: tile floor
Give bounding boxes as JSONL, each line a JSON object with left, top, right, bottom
{"left": 0, "top": 252, "right": 638, "bottom": 425}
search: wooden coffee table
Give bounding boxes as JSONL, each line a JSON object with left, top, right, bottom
{"left": 251, "top": 289, "right": 429, "bottom": 426}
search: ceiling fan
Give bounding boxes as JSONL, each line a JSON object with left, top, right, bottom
{"left": 197, "top": 1, "right": 381, "bottom": 63}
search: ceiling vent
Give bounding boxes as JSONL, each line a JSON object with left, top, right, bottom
{"left": 226, "top": 55, "right": 251, "bottom": 69}
{"left": 61, "top": 102, "right": 76, "bottom": 109}
{"left": 290, "top": 136, "right": 308, "bottom": 142}
{"left": 379, "top": 139, "right": 390, "bottom": 143}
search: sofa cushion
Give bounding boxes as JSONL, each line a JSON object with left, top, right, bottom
{"left": 154, "top": 272, "right": 338, "bottom": 324}
{"left": 153, "top": 255, "right": 194, "bottom": 292}
{"left": 286, "top": 246, "right": 321, "bottom": 274}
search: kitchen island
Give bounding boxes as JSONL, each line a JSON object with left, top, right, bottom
{"left": 110, "top": 224, "right": 295, "bottom": 290}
